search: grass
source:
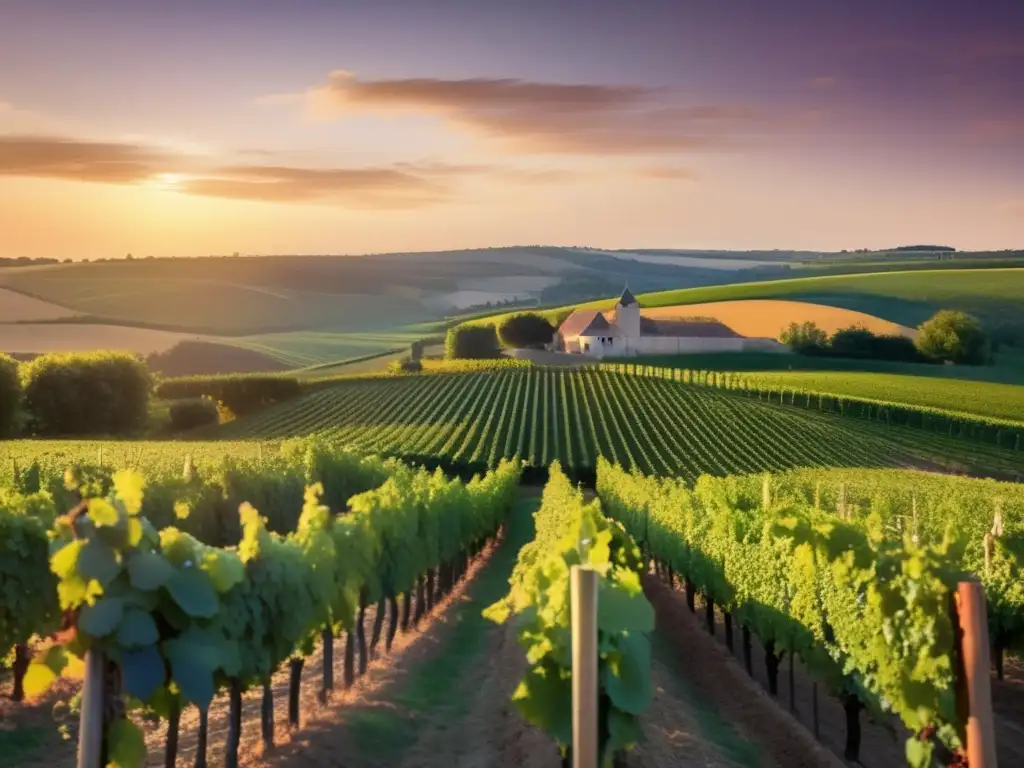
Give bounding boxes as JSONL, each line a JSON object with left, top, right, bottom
{"left": 606, "top": 350, "right": 1024, "bottom": 413}
{"left": 740, "top": 371, "right": 1024, "bottom": 423}
{"left": 345, "top": 494, "right": 537, "bottom": 760}
{"left": 470, "top": 267, "right": 1024, "bottom": 331}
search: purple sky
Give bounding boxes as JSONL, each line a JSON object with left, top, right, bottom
{"left": 1, "top": 0, "right": 1022, "bottom": 257}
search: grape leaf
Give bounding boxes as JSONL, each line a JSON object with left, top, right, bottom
{"left": 50, "top": 540, "right": 84, "bottom": 580}
{"left": 511, "top": 665, "right": 572, "bottom": 746}
{"left": 87, "top": 498, "right": 119, "bottom": 528}
{"left": 77, "top": 538, "right": 121, "bottom": 587}
{"left": 120, "top": 644, "right": 165, "bottom": 702}
{"left": 603, "top": 632, "right": 653, "bottom": 715}
{"left": 108, "top": 716, "right": 146, "bottom": 768}
{"left": 117, "top": 609, "right": 159, "bottom": 648}
{"left": 597, "top": 582, "right": 654, "bottom": 634}
{"left": 112, "top": 470, "right": 145, "bottom": 516}
{"left": 166, "top": 567, "right": 218, "bottom": 618}
{"left": 79, "top": 596, "right": 125, "bottom": 638}
{"left": 165, "top": 639, "right": 215, "bottom": 708}
{"left": 127, "top": 552, "right": 174, "bottom": 591}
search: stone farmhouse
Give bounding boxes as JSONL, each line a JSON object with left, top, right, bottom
{"left": 554, "top": 286, "right": 782, "bottom": 359}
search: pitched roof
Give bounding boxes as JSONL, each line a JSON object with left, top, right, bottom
{"left": 580, "top": 313, "right": 617, "bottom": 336}
{"left": 559, "top": 309, "right": 614, "bottom": 338}
{"left": 618, "top": 285, "right": 637, "bottom": 307}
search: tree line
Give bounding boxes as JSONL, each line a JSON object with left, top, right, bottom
{"left": 780, "top": 310, "right": 991, "bottom": 365}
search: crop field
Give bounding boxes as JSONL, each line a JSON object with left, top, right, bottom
{"left": 639, "top": 299, "right": 916, "bottom": 339}
{"left": 606, "top": 358, "right": 1024, "bottom": 422}
{"left": 224, "top": 329, "right": 438, "bottom": 368}
{"left": 211, "top": 369, "right": 1024, "bottom": 480}
{"left": 612, "top": 349, "right": 1024, "bottom": 385}
{"left": 735, "top": 370, "right": 1024, "bottom": 423}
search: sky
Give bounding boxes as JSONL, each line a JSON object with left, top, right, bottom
{"left": 1, "top": 0, "right": 1022, "bottom": 259}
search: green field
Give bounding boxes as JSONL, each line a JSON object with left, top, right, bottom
{"left": 609, "top": 349, "right": 1024, "bottom": 384}
{"left": 606, "top": 354, "right": 1024, "bottom": 422}
{"left": 473, "top": 267, "right": 1024, "bottom": 331}
{"left": 206, "top": 369, "right": 1024, "bottom": 480}
{"left": 734, "top": 370, "right": 1024, "bottom": 423}
{"left": 224, "top": 327, "right": 444, "bottom": 368}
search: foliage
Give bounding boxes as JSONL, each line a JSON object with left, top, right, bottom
{"left": 22, "top": 454, "right": 521, "bottom": 768}
{"left": 154, "top": 375, "right": 302, "bottom": 417}
{"left": 597, "top": 459, "right": 967, "bottom": 765}
{"left": 780, "top": 321, "right": 827, "bottom": 352}
{"left": 755, "top": 466, "right": 1024, "bottom": 662}
{"left": 168, "top": 398, "right": 219, "bottom": 431}
{"left": 445, "top": 325, "right": 502, "bottom": 360}
{"left": 212, "top": 367, "right": 1024, "bottom": 481}
{"left": 19, "top": 352, "right": 151, "bottom": 437}
{"left": 0, "top": 353, "right": 20, "bottom": 437}
{"left": 916, "top": 310, "right": 989, "bottom": 365}
{"left": 409, "top": 340, "right": 424, "bottom": 361}
{"left": 0, "top": 489, "right": 60, "bottom": 662}
{"left": 497, "top": 312, "right": 556, "bottom": 349}
{"left": 598, "top": 363, "right": 1024, "bottom": 454}
{"left": 485, "top": 463, "right": 653, "bottom": 764}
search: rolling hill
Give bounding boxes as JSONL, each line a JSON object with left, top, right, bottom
{"left": 473, "top": 267, "right": 1024, "bottom": 332}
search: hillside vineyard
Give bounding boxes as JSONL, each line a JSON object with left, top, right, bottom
{"left": 214, "top": 368, "right": 1024, "bottom": 480}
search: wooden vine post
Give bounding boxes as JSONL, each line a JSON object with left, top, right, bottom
{"left": 955, "top": 580, "right": 997, "bottom": 768}
{"left": 571, "top": 565, "right": 599, "bottom": 768}
{"left": 77, "top": 648, "right": 106, "bottom": 768}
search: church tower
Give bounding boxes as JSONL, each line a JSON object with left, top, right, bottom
{"left": 615, "top": 285, "right": 640, "bottom": 338}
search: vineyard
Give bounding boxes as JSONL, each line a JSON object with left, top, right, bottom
{"left": 209, "top": 368, "right": 1024, "bottom": 480}
{"left": 3, "top": 364, "right": 1024, "bottom": 767}
{"left": 1, "top": 441, "right": 520, "bottom": 767}
{"left": 597, "top": 459, "right": 1024, "bottom": 766}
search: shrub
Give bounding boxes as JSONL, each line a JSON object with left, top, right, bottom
{"left": 168, "top": 398, "right": 219, "bottom": 431}
{"left": 399, "top": 358, "right": 423, "bottom": 373}
{"left": 0, "top": 353, "right": 20, "bottom": 437}
{"left": 445, "top": 325, "right": 502, "bottom": 359}
{"left": 154, "top": 375, "right": 302, "bottom": 417}
{"left": 780, "top": 321, "right": 827, "bottom": 352}
{"left": 870, "top": 334, "right": 924, "bottom": 362}
{"left": 916, "top": 310, "right": 989, "bottom": 365}
{"left": 828, "top": 326, "right": 878, "bottom": 358}
{"left": 497, "top": 312, "right": 556, "bottom": 349}
{"left": 20, "top": 352, "right": 151, "bottom": 436}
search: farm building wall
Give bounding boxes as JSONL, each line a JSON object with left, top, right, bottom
{"left": 571, "top": 335, "right": 787, "bottom": 358}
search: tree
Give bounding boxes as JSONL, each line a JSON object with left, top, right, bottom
{"left": 829, "top": 326, "right": 877, "bottom": 359}
{"left": 497, "top": 312, "right": 556, "bottom": 349}
{"left": 916, "top": 310, "right": 989, "bottom": 365}
{"left": 445, "top": 325, "right": 502, "bottom": 359}
{"left": 780, "top": 321, "right": 827, "bottom": 352}
{"left": 409, "top": 340, "right": 424, "bottom": 361}
{"left": 0, "top": 353, "right": 20, "bottom": 437}
{"left": 20, "top": 352, "right": 151, "bottom": 436}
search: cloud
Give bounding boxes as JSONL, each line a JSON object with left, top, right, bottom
{"left": 0, "top": 133, "right": 578, "bottom": 208}
{"left": 274, "top": 71, "right": 803, "bottom": 156}
{"left": 810, "top": 76, "right": 839, "bottom": 89}
{"left": 0, "top": 135, "right": 177, "bottom": 183}
{"left": 637, "top": 167, "right": 699, "bottom": 181}
{"left": 178, "top": 163, "right": 456, "bottom": 208}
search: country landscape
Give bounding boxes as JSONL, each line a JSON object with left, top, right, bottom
{"left": 2, "top": 2, "right": 1024, "bottom": 768}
